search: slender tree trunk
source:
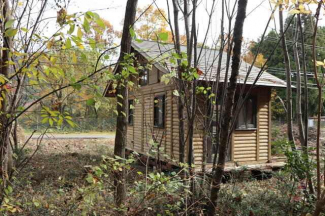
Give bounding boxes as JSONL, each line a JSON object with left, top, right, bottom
{"left": 293, "top": 19, "right": 305, "bottom": 146}
{"left": 187, "top": 0, "right": 197, "bottom": 168}
{"left": 113, "top": 0, "right": 138, "bottom": 207}
{"left": 298, "top": 13, "right": 314, "bottom": 194}
{"left": 279, "top": 5, "right": 295, "bottom": 149}
{"left": 207, "top": 0, "right": 248, "bottom": 214}
{"left": 311, "top": 2, "right": 322, "bottom": 200}
{"left": 212, "top": 0, "right": 225, "bottom": 169}
{"left": 172, "top": 0, "right": 185, "bottom": 163}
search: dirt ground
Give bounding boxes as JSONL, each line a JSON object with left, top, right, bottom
{"left": 272, "top": 123, "right": 323, "bottom": 147}
{"left": 24, "top": 136, "right": 114, "bottom": 183}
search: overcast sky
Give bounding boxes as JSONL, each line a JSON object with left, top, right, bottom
{"left": 64, "top": 0, "right": 324, "bottom": 44}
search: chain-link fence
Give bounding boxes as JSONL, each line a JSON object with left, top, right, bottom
{"left": 19, "top": 112, "right": 116, "bottom": 132}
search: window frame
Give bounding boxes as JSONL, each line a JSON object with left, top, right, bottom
{"left": 153, "top": 95, "right": 165, "bottom": 128}
{"left": 139, "top": 66, "right": 149, "bottom": 86}
{"left": 235, "top": 96, "right": 257, "bottom": 130}
{"left": 128, "top": 99, "right": 134, "bottom": 126}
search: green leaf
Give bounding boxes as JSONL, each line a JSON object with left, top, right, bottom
{"left": 49, "top": 118, "right": 54, "bottom": 126}
{"left": 89, "top": 38, "right": 96, "bottom": 49}
{"left": 135, "top": 38, "right": 143, "bottom": 43}
{"left": 158, "top": 32, "right": 168, "bottom": 41}
{"left": 86, "top": 98, "right": 95, "bottom": 106}
{"left": 86, "top": 174, "right": 94, "bottom": 184}
{"left": 77, "top": 27, "right": 83, "bottom": 38}
{"left": 33, "top": 201, "right": 40, "bottom": 207}
{"left": 57, "top": 116, "right": 63, "bottom": 126}
{"left": 130, "top": 27, "right": 136, "bottom": 38}
{"left": 72, "top": 83, "right": 82, "bottom": 90}
{"left": 66, "top": 119, "right": 76, "bottom": 127}
{"left": 83, "top": 18, "right": 90, "bottom": 33}
{"left": 0, "top": 74, "right": 9, "bottom": 84}
{"left": 65, "top": 38, "right": 72, "bottom": 49}
{"left": 5, "top": 28, "right": 17, "bottom": 37}
{"left": 21, "top": 27, "right": 28, "bottom": 32}
{"left": 80, "top": 52, "right": 87, "bottom": 62}
{"left": 68, "top": 24, "right": 75, "bottom": 35}
{"left": 96, "top": 18, "right": 105, "bottom": 29}
{"left": 41, "top": 118, "right": 48, "bottom": 124}
{"left": 5, "top": 19, "right": 15, "bottom": 29}
{"left": 128, "top": 66, "right": 136, "bottom": 74}
{"left": 86, "top": 11, "right": 95, "bottom": 19}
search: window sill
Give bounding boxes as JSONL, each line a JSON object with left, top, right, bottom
{"left": 235, "top": 128, "right": 257, "bottom": 131}
{"left": 153, "top": 126, "right": 165, "bottom": 129}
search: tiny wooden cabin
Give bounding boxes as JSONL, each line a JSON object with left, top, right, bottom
{"left": 104, "top": 40, "right": 287, "bottom": 171}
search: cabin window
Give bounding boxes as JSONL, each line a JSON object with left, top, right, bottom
{"left": 128, "top": 100, "right": 134, "bottom": 125}
{"left": 236, "top": 97, "right": 257, "bottom": 130}
{"left": 139, "top": 67, "right": 149, "bottom": 86}
{"left": 154, "top": 95, "right": 165, "bottom": 128}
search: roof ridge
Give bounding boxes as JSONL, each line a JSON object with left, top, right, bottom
{"left": 132, "top": 39, "right": 220, "bottom": 52}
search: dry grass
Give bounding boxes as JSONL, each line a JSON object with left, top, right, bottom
{"left": 11, "top": 137, "right": 115, "bottom": 215}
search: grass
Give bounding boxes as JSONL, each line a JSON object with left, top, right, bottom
{"left": 4, "top": 134, "right": 321, "bottom": 215}
{"left": 9, "top": 137, "right": 114, "bottom": 215}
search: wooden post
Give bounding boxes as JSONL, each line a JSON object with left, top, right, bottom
{"left": 256, "top": 94, "right": 260, "bottom": 161}
{"left": 268, "top": 89, "right": 272, "bottom": 161}
{"left": 171, "top": 91, "right": 175, "bottom": 160}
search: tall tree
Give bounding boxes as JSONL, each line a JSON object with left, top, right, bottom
{"left": 207, "top": 0, "right": 248, "bottom": 214}
{"left": 113, "top": 0, "right": 138, "bottom": 207}
{"left": 136, "top": 4, "right": 186, "bottom": 44}
{"left": 279, "top": 5, "right": 296, "bottom": 149}
{"left": 0, "top": 0, "right": 13, "bottom": 191}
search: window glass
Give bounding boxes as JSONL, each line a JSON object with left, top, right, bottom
{"left": 128, "top": 100, "right": 134, "bottom": 125}
{"left": 154, "top": 95, "right": 165, "bottom": 128}
{"left": 139, "top": 67, "right": 148, "bottom": 86}
{"left": 236, "top": 96, "right": 256, "bottom": 130}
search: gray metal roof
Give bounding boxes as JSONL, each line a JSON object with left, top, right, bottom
{"left": 132, "top": 40, "right": 287, "bottom": 88}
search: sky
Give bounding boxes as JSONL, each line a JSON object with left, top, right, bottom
{"left": 64, "top": 0, "right": 324, "bottom": 44}
{"left": 66, "top": 0, "right": 284, "bottom": 43}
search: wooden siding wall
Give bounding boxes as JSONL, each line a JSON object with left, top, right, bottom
{"left": 257, "top": 88, "right": 271, "bottom": 162}
{"left": 230, "top": 88, "right": 271, "bottom": 164}
{"left": 191, "top": 88, "right": 272, "bottom": 168}
{"left": 127, "top": 81, "right": 177, "bottom": 162}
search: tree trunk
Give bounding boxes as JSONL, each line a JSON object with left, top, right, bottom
{"left": 0, "top": 0, "right": 13, "bottom": 192}
{"left": 313, "top": 190, "right": 325, "bottom": 216}
{"left": 212, "top": 0, "right": 225, "bottom": 168}
{"left": 113, "top": 0, "right": 138, "bottom": 207}
{"left": 298, "top": 13, "right": 314, "bottom": 194}
{"left": 207, "top": 0, "right": 248, "bottom": 214}
{"left": 279, "top": 5, "right": 296, "bottom": 149}
{"left": 311, "top": 2, "right": 322, "bottom": 200}
{"left": 293, "top": 19, "right": 305, "bottom": 146}
{"left": 172, "top": 0, "right": 186, "bottom": 163}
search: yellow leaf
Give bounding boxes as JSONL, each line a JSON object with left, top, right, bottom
{"left": 77, "top": 27, "right": 83, "bottom": 38}
{"left": 289, "top": 9, "right": 300, "bottom": 14}
{"left": 72, "top": 53, "right": 77, "bottom": 63}
{"left": 78, "top": 43, "right": 84, "bottom": 50}
{"left": 50, "top": 56, "right": 57, "bottom": 64}
{"left": 299, "top": 4, "right": 304, "bottom": 10}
